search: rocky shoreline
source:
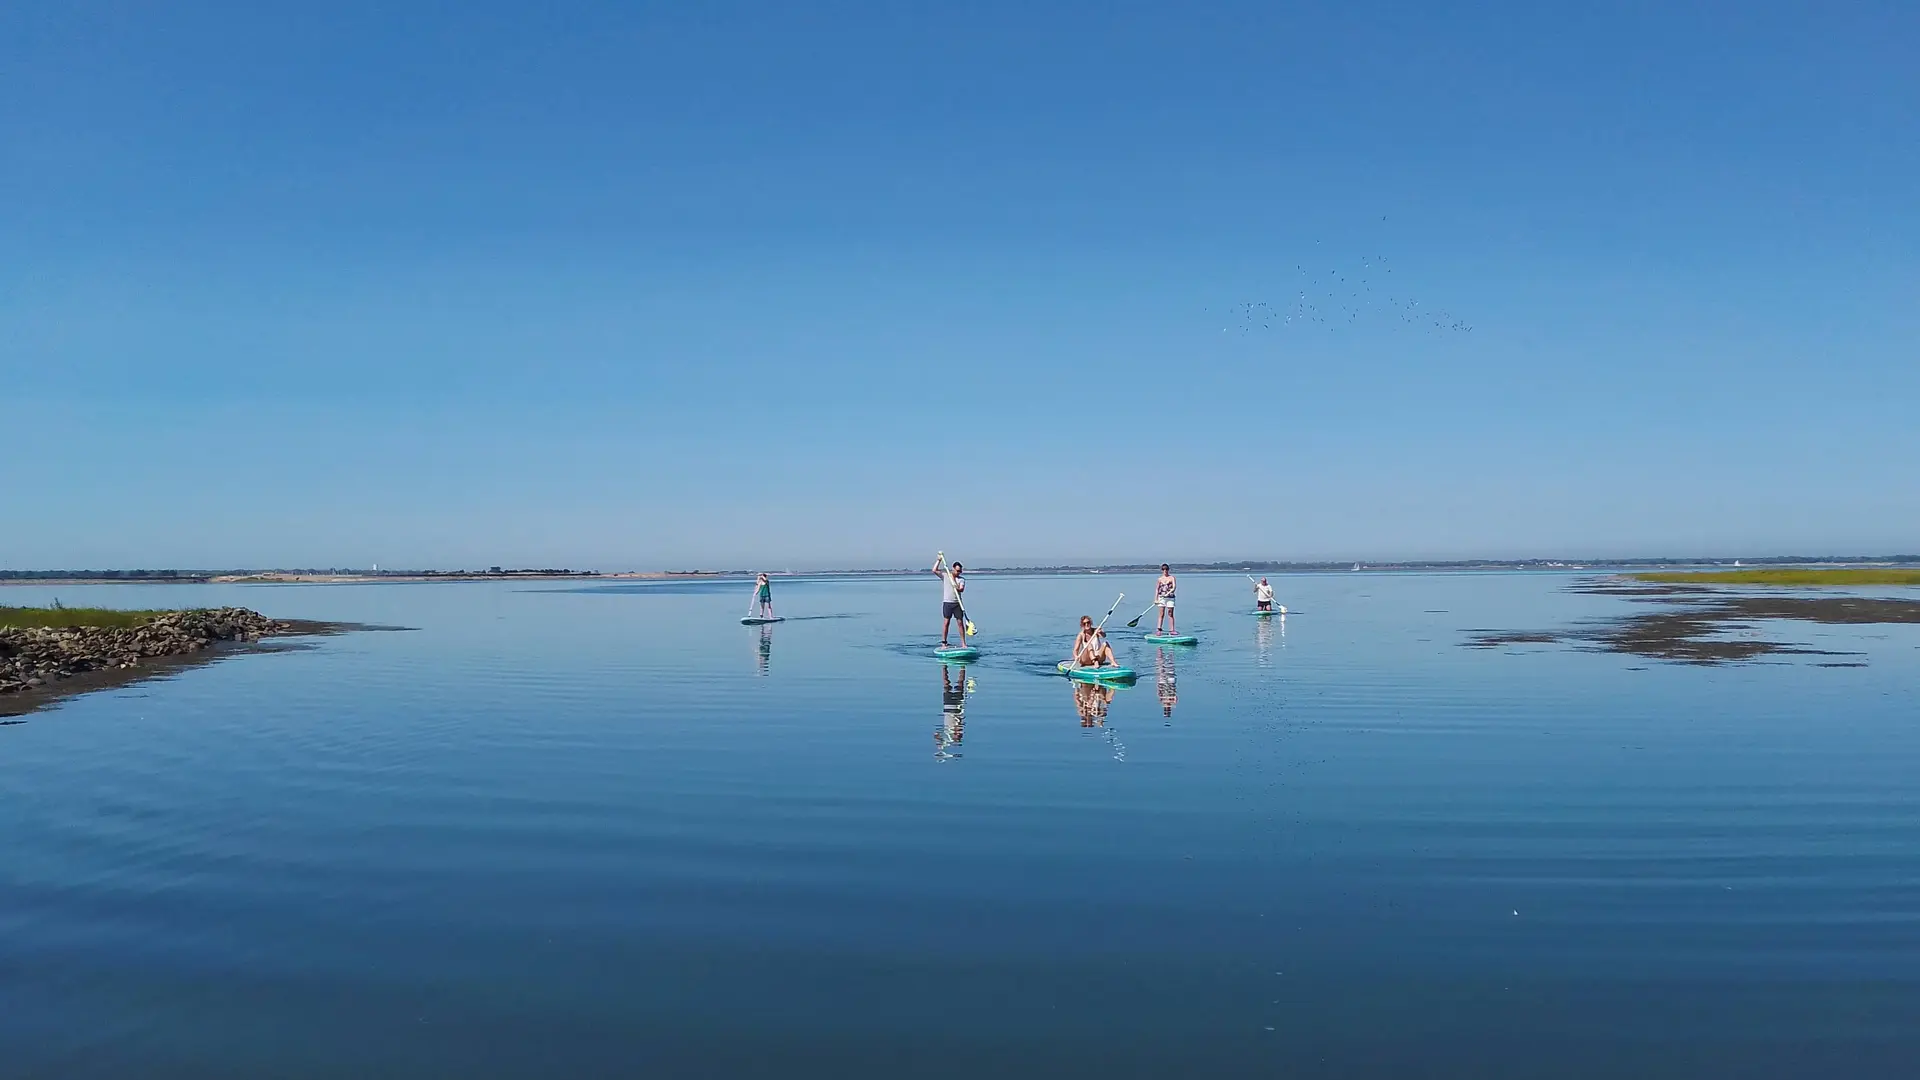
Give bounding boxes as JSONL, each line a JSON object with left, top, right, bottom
{"left": 1, "top": 607, "right": 323, "bottom": 699}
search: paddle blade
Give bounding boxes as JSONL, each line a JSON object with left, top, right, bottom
{"left": 965, "top": 621, "right": 978, "bottom": 636}
{"left": 1125, "top": 615, "right": 1142, "bottom": 627}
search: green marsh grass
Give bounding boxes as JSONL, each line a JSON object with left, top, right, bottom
{"left": 0, "top": 605, "right": 170, "bottom": 630}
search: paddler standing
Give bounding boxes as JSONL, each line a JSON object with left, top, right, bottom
{"left": 1254, "top": 576, "right": 1275, "bottom": 612}
{"left": 1154, "top": 563, "right": 1178, "bottom": 635}
{"left": 753, "top": 572, "right": 775, "bottom": 620}
{"left": 933, "top": 553, "right": 969, "bottom": 648}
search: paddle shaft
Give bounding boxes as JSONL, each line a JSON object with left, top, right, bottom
{"left": 1073, "top": 593, "right": 1125, "bottom": 667}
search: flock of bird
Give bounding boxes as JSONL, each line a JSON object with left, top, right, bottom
{"left": 1211, "top": 251, "right": 1474, "bottom": 336}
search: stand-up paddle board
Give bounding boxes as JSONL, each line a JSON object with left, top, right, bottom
{"left": 741, "top": 616, "right": 784, "bottom": 624}
{"left": 934, "top": 645, "right": 980, "bottom": 661}
{"left": 1056, "top": 661, "right": 1136, "bottom": 683}
{"left": 1143, "top": 633, "right": 1198, "bottom": 645}
{"left": 1250, "top": 608, "right": 1287, "bottom": 618}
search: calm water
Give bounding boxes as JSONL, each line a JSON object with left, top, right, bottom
{"left": 2, "top": 572, "right": 1917, "bottom": 1078}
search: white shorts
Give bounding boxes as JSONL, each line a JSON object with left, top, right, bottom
{"left": 1156, "top": 597, "right": 1175, "bottom": 608}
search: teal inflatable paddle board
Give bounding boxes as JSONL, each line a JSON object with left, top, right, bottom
{"left": 1143, "top": 633, "right": 1198, "bottom": 645}
{"left": 934, "top": 645, "right": 980, "bottom": 662}
{"left": 1056, "top": 661, "right": 1136, "bottom": 683}
{"left": 741, "top": 616, "right": 784, "bottom": 624}
{"left": 1250, "top": 608, "right": 1286, "bottom": 617}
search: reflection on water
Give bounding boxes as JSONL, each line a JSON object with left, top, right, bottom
{"left": 2, "top": 572, "right": 1917, "bottom": 1077}
{"left": 1255, "top": 611, "right": 1283, "bottom": 664}
{"left": 1071, "top": 679, "right": 1112, "bottom": 727}
{"left": 1154, "top": 646, "right": 1178, "bottom": 721}
{"left": 1070, "top": 679, "right": 1128, "bottom": 761}
{"left": 936, "top": 663, "right": 969, "bottom": 760}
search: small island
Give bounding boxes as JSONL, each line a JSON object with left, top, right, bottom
{"left": 1, "top": 605, "right": 348, "bottom": 715}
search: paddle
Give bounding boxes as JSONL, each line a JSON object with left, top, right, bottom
{"left": 1123, "top": 597, "right": 1157, "bottom": 628}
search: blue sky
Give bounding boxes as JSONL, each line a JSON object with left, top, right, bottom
{"left": 4, "top": 2, "right": 1915, "bottom": 569}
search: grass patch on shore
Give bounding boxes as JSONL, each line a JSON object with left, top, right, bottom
{"left": 0, "top": 605, "right": 168, "bottom": 630}
{"left": 1633, "top": 569, "right": 1920, "bottom": 587}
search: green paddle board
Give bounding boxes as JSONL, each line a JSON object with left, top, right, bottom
{"left": 1056, "top": 661, "right": 1136, "bottom": 683}
{"left": 741, "top": 616, "right": 784, "bottom": 624}
{"left": 1250, "top": 608, "right": 1286, "bottom": 617}
{"left": 1143, "top": 633, "right": 1198, "bottom": 645}
{"left": 934, "top": 645, "right": 980, "bottom": 662}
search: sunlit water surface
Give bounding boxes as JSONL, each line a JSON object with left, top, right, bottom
{"left": 2, "top": 572, "right": 1917, "bottom": 1077}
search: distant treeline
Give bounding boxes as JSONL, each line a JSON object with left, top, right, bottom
{"left": 0, "top": 568, "right": 601, "bottom": 580}
{"left": 11, "top": 557, "right": 1918, "bottom": 581}
{"left": 438, "top": 569, "right": 599, "bottom": 577}
{"left": 991, "top": 556, "right": 1920, "bottom": 572}
{"left": 0, "top": 570, "right": 207, "bottom": 581}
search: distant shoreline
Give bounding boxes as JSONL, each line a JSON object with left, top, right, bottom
{"left": 5, "top": 556, "right": 1918, "bottom": 587}
{"left": 2, "top": 572, "right": 678, "bottom": 587}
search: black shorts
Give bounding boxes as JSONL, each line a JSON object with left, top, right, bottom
{"left": 943, "top": 601, "right": 964, "bottom": 619}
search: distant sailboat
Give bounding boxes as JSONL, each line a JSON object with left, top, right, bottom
{"left": 1352, "top": 562, "right": 1362, "bottom": 572}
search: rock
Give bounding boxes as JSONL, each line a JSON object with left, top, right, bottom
{"left": 0, "top": 607, "right": 296, "bottom": 698}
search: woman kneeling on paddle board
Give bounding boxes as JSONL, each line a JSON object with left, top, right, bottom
{"left": 1072, "top": 616, "right": 1116, "bottom": 668}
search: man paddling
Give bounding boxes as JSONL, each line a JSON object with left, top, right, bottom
{"left": 933, "top": 554, "right": 969, "bottom": 648}
{"left": 1254, "top": 577, "right": 1275, "bottom": 612}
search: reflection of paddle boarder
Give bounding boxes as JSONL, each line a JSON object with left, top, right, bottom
{"left": 937, "top": 664, "right": 968, "bottom": 758}
{"left": 932, "top": 553, "right": 970, "bottom": 648}
{"left": 1073, "top": 680, "right": 1113, "bottom": 728}
{"left": 1255, "top": 613, "right": 1280, "bottom": 665}
{"left": 1155, "top": 646, "right": 1178, "bottom": 719}
{"left": 755, "top": 623, "right": 772, "bottom": 675}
